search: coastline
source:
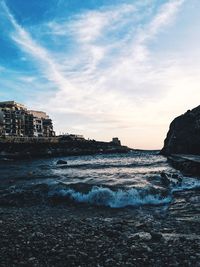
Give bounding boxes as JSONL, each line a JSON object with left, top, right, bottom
{"left": 0, "top": 150, "right": 200, "bottom": 266}
{"left": 0, "top": 137, "right": 131, "bottom": 160}
{"left": 166, "top": 154, "right": 200, "bottom": 177}
{"left": 1, "top": 198, "right": 200, "bottom": 267}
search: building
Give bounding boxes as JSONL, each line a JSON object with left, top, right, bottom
{"left": 28, "top": 110, "right": 55, "bottom": 137}
{"left": 112, "top": 137, "right": 121, "bottom": 146}
{"left": 0, "top": 101, "right": 32, "bottom": 137}
{"left": 0, "top": 101, "right": 55, "bottom": 138}
{"left": 0, "top": 108, "right": 4, "bottom": 136}
{"left": 0, "top": 116, "right": 3, "bottom": 136}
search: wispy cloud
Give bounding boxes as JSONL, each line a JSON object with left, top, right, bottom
{"left": 1, "top": 0, "right": 199, "bottom": 149}
{"left": 49, "top": 4, "right": 136, "bottom": 42}
{"left": 0, "top": 1, "right": 80, "bottom": 100}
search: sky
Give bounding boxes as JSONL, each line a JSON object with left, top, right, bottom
{"left": 0, "top": 0, "right": 200, "bottom": 149}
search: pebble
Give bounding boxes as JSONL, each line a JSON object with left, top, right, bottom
{"left": 0, "top": 204, "right": 199, "bottom": 266}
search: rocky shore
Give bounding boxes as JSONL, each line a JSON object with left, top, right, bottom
{"left": 160, "top": 105, "right": 200, "bottom": 176}
{"left": 167, "top": 154, "right": 200, "bottom": 176}
{"left": 1, "top": 189, "right": 200, "bottom": 267}
{"left": 0, "top": 138, "right": 131, "bottom": 160}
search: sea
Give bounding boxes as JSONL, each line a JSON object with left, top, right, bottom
{"left": 0, "top": 150, "right": 200, "bottom": 208}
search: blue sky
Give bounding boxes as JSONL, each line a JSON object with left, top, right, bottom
{"left": 0, "top": 0, "right": 200, "bottom": 149}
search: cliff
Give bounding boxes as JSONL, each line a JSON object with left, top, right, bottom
{"left": 161, "top": 105, "right": 200, "bottom": 155}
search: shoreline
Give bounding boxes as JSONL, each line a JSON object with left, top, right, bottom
{"left": 1, "top": 201, "right": 200, "bottom": 267}
{"left": 167, "top": 154, "right": 200, "bottom": 176}
{"left": 0, "top": 138, "right": 131, "bottom": 160}
{"left": 0, "top": 150, "right": 200, "bottom": 266}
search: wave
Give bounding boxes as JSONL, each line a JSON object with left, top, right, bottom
{"left": 48, "top": 186, "right": 172, "bottom": 208}
{"left": 171, "top": 178, "right": 200, "bottom": 192}
{"left": 47, "top": 176, "right": 200, "bottom": 208}
{"left": 54, "top": 160, "right": 167, "bottom": 170}
{"left": 2, "top": 172, "right": 200, "bottom": 208}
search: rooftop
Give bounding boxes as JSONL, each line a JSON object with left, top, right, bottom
{"left": 28, "top": 110, "right": 49, "bottom": 119}
{"left": 0, "top": 101, "right": 26, "bottom": 109}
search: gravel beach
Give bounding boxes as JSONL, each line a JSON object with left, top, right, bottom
{"left": 1, "top": 196, "right": 200, "bottom": 267}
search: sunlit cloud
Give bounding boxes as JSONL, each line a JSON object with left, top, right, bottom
{"left": 0, "top": 0, "right": 199, "bottom": 149}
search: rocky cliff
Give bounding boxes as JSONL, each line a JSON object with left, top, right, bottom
{"left": 161, "top": 105, "right": 200, "bottom": 155}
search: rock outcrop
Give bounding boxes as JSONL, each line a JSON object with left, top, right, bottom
{"left": 161, "top": 105, "right": 200, "bottom": 155}
{"left": 0, "top": 138, "right": 130, "bottom": 160}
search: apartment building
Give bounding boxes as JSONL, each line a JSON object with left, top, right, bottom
{"left": 28, "top": 110, "right": 55, "bottom": 137}
{"left": 0, "top": 101, "right": 55, "bottom": 137}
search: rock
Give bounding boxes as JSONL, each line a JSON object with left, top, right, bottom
{"left": 114, "top": 253, "right": 122, "bottom": 261}
{"left": 130, "top": 245, "right": 137, "bottom": 251}
{"left": 179, "top": 236, "right": 186, "bottom": 242}
{"left": 105, "top": 229, "right": 120, "bottom": 238}
{"left": 105, "top": 259, "right": 115, "bottom": 264}
{"left": 79, "top": 252, "right": 88, "bottom": 257}
{"left": 67, "top": 254, "right": 76, "bottom": 260}
{"left": 150, "top": 232, "right": 163, "bottom": 242}
{"left": 142, "top": 244, "right": 152, "bottom": 253}
{"left": 167, "top": 155, "right": 200, "bottom": 175}
{"left": 160, "top": 172, "right": 170, "bottom": 187}
{"left": 172, "top": 174, "right": 179, "bottom": 179}
{"left": 28, "top": 257, "right": 37, "bottom": 262}
{"left": 31, "top": 232, "right": 44, "bottom": 238}
{"left": 135, "top": 223, "right": 147, "bottom": 230}
{"left": 56, "top": 160, "right": 67, "bottom": 165}
{"left": 161, "top": 105, "right": 200, "bottom": 155}
{"left": 129, "top": 232, "right": 152, "bottom": 241}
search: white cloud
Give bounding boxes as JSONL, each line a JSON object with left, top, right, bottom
{"left": 1, "top": 0, "right": 199, "bottom": 149}
{"left": 0, "top": 1, "right": 81, "bottom": 100}
{"left": 48, "top": 4, "right": 136, "bottom": 41}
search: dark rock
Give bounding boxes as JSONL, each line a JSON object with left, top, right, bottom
{"left": 172, "top": 174, "right": 179, "bottom": 179}
{"left": 179, "top": 236, "right": 187, "bottom": 242}
{"left": 150, "top": 232, "right": 163, "bottom": 242}
{"left": 167, "top": 155, "right": 200, "bottom": 176}
{"left": 56, "top": 160, "right": 67, "bottom": 165}
{"left": 135, "top": 223, "right": 148, "bottom": 230}
{"left": 161, "top": 105, "right": 200, "bottom": 155}
{"left": 105, "top": 229, "right": 120, "bottom": 238}
{"left": 160, "top": 172, "right": 171, "bottom": 187}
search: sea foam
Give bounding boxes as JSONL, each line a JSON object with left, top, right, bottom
{"left": 49, "top": 186, "right": 172, "bottom": 208}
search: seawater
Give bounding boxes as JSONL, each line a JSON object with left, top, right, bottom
{"left": 0, "top": 150, "right": 200, "bottom": 208}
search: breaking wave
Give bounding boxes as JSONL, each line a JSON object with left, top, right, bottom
{"left": 48, "top": 186, "right": 172, "bottom": 208}
{"left": 2, "top": 177, "right": 200, "bottom": 208}
{"left": 48, "top": 176, "right": 200, "bottom": 208}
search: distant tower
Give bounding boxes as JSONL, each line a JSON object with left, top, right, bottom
{"left": 112, "top": 137, "right": 121, "bottom": 146}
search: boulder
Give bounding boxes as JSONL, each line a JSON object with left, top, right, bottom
{"left": 150, "top": 232, "right": 164, "bottom": 242}
{"left": 56, "top": 160, "right": 67, "bottom": 165}
{"left": 161, "top": 106, "right": 200, "bottom": 155}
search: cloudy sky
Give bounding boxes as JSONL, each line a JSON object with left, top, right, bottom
{"left": 0, "top": 0, "right": 200, "bottom": 149}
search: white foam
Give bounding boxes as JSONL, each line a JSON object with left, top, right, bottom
{"left": 49, "top": 186, "right": 172, "bottom": 208}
